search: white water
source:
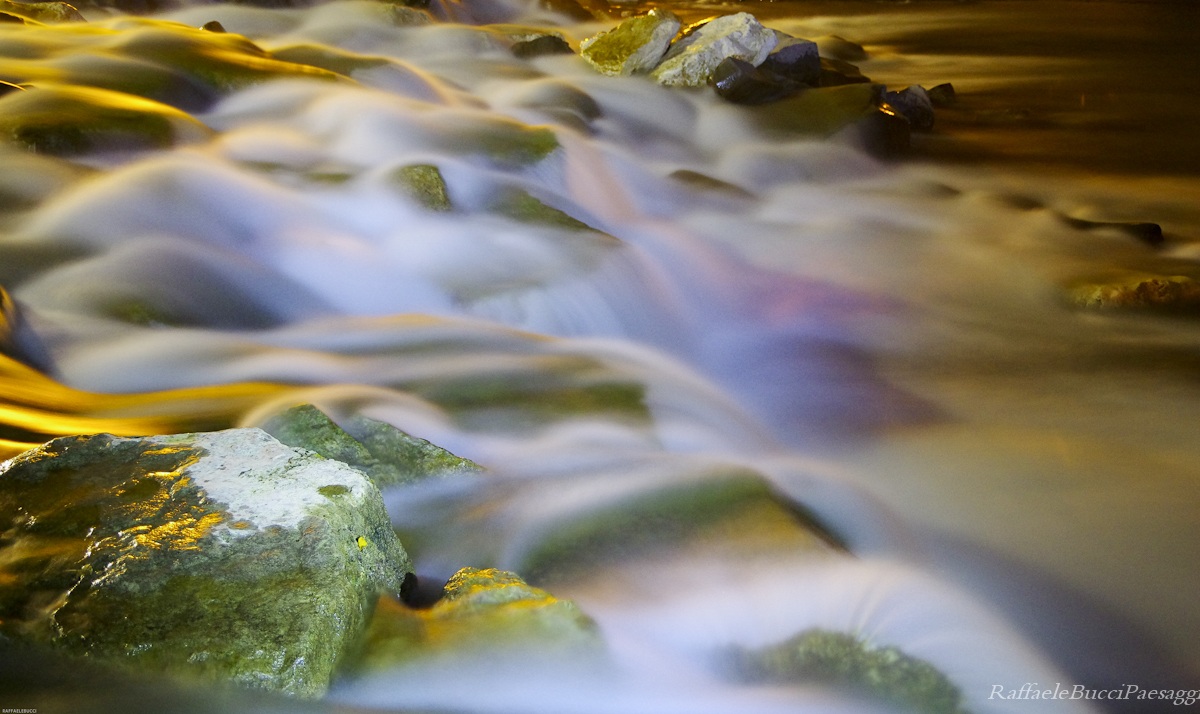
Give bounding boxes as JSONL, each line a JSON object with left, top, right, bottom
{"left": 3, "top": 1, "right": 1199, "bottom": 712}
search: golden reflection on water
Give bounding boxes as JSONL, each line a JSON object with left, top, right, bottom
{"left": 0, "top": 352, "right": 291, "bottom": 459}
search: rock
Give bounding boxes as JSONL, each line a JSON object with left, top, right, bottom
{"left": 760, "top": 35, "right": 821, "bottom": 87}
{"left": 579, "top": 8, "right": 680, "bottom": 77}
{"left": 819, "top": 56, "right": 871, "bottom": 87}
{"left": 354, "top": 568, "right": 601, "bottom": 671}
{"left": 1060, "top": 215, "right": 1164, "bottom": 247}
{"left": 0, "top": 0, "right": 84, "bottom": 23}
{"left": 814, "top": 34, "right": 867, "bottom": 62}
{"left": 262, "top": 403, "right": 482, "bottom": 488}
{"left": 650, "top": 12, "right": 777, "bottom": 88}
{"left": 1069, "top": 274, "right": 1200, "bottom": 310}
{"left": 926, "top": 82, "right": 957, "bottom": 107}
{"left": 730, "top": 629, "right": 967, "bottom": 714}
{"left": 271, "top": 44, "right": 391, "bottom": 77}
{"left": 0, "top": 80, "right": 23, "bottom": 96}
{"left": 512, "top": 468, "right": 843, "bottom": 583}
{"left": 745, "top": 82, "right": 883, "bottom": 137}
{"left": 391, "top": 163, "right": 453, "bottom": 212}
{"left": 511, "top": 34, "right": 572, "bottom": 59}
{"left": 854, "top": 106, "right": 912, "bottom": 157}
{"left": 490, "top": 188, "right": 604, "bottom": 232}
{"left": 200, "top": 20, "right": 226, "bottom": 32}
{"left": 0, "top": 84, "right": 213, "bottom": 155}
{"left": 0, "top": 429, "right": 412, "bottom": 697}
{"left": 712, "top": 57, "right": 801, "bottom": 105}
{"left": 883, "top": 85, "right": 935, "bottom": 131}
{"left": 436, "top": 116, "right": 559, "bottom": 167}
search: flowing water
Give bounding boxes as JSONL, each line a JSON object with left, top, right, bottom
{"left": 2, "top": 0, "right": 1198, "bottom": 712}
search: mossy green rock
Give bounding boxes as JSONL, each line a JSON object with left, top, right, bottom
{"left": 580, "top": 8, "right": 681, "bottom": 77}
{"left": 0, "top": 0, "right": 84, "bottom": 24}
{"left": 355, "top": 567, "right": 601, "bottom": 671}
{"left": 747, "top": 83, "right": 883, "bottom": 137}
{"left": 732, "top": 629, "right": 968, "bottom": 714}
{"left": 0, "top": 428, "right": 412, "bottom": 697}
{"left": 262, "top": 403, "right": 482, "bottom": 488}
{"left": 0, "top": 84, "right": 211, "bottom": 154}
{"left": 391, "top": 163, "right": 452, "bottom": 212}
{"left": 515, "top": 468, "right": 842, "bottom": 583}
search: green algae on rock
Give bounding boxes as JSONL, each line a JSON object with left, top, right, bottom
{"left": 0, "top": 83, "right": 211, "bottom": 154}
{"left": 1069, "top": 274, "right": 1200, "bottom": 311}
{"left": 0, "top": 0, "right": 84, "bottom": 24}
{"left": 730, "top": 629, "right": 968, "bottom": 714}
{"left": 391, "top": 163, "right": 453, "bottom": 212}
{"left": 0, "top": 428, "right": 412, "bottom": 697}
{"left": 262, "top": 403, "right": 482, "bottom": 488}
{"left": 354, "top": 567, "right": 601, "bottom": 672}
{"left": 513, "top": 467, "right": 843, "bottom": 583}
{"left": 579, "top": 8, "right": 680, "bottom": 77}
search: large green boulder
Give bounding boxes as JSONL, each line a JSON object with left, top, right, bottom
{"left": 0, "top": 428, "right": 412, "bottom": 697}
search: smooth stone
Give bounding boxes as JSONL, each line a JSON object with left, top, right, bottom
{"left": 579, "top": 8, "right": 680, "bottom": 77}
{"left": 730, "top": 629, "right": 966, "bottom": 714}
{"left": 0, "top": 428, "right": 412, "bottom": 697}
{"left": 354, "top": 568, "right": 601, "bottom": 671}
{"left": 650, "top": 12, "right": 778, "bottom": 88}
{"left": 0, "top": 84, "right": 212, "bottom": 155}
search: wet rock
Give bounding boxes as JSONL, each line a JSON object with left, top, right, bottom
{"left": 883, "top": 84, "right": 935, "bottom": 131}
{"left": 490, "top": 187, "right": 604, "bottom": 232}
{"left": 200, "top": 20, "right": 226, "bottom": 32}
{"left": 760, "top": 35, "right": 821, "bottom": 87}
{"left": 0, "top": 84, "right": 212, "bottom": 155}
{"left": 0, "top": 428, "right": 412, "bottom": 697}
{"left": 667, "top": 168, "right": 755, "bottom": 199}
{"left": 819, "top": 56, "right": 871, "bottom": 87}
{"left": 1060, "top": 215, "right": 1164, "bottom": 247}
{"left": 0, "top": 79, "right": 22, "bottom": 95}
{"left": 391, "top": 163, "right": 453, "bottom": 212}
{"left": 511, "top": 34, "right": 572, "bottom": 59}
{"left": 579, "top": 8, "right": 680, "bottom": 77}
{"left": 355, "top": 568, "right": 601, "bottom": 671}
{"left": 437, "top": 116, "right": 559, "bottom": 167}
{"left": 854, "top": 106, "right": 912, "bottom": 157}
{"left": 926, "top": 82, "right": 957, "bottom": 107}
{"left": 1069, "top": 274, "right": 1200, "bottom": 310}
{"left": 271, "top": 44, "right": 391, "bottom": 77}
{"left": 731, "top": 629, "right": 967, "bottom": 714}
{"left": 814, "top": 34, "right": 867, "bottom": 62}
{"left": 651, "top": 12, "right": 777, "bottom": 88}
{"left": 262, "top": 403, "right": 482, "bottom": 488}
{"left": 512, "top": 468, "right": 843, "bottom": 583}
{"left": 746, "top": 83, "right": 883, "bottom": 138}
{"left": 712, "top": 57, "right": 801, "bottom": 105}
{"left": 0, "top": 0, "right": 84, "bottom": 23}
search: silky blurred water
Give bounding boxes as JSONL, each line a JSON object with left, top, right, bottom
{"left": 1, "top": 1, "right": 1198, "bottom": 712}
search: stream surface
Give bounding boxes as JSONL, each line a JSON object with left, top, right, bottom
{"left": 1, "top": 0, "right": 1198, "bottom": 712}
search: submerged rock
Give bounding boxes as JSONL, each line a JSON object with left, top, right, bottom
{"left": 1060, "top": 215, "right": 1164, "bottom": 247}
{"left": 511, "top": 34, "right": 572, "bottom": 59}
{"left": 262, "top": 403, "right": 482, "bottom": 488}
{"left": 391, "top": 163, "right": 453, "bottom": 212}
{"left": 731, "top": 629, "right": 967, "bottom": 714}
{"left": 512, "top": 468, "right": 843, "bottom": 583}
{"left": 355, "top": 567, "right": 601, "bottom": 671}
{"left": 579, "top": 8, "right": 680, "bottom": 77}
{"left": 1069, "top": 274, "right": 1200, "bottom": 311}
{"left": 0, "top": 0, "right": 84, "bottom": 23}
{"left": 0, "top": 84, "right": 212, "bottom": 155}
{"left": 819, "top": 56, "right": 871, "bottom": 87}
{"left": 0, "top": 429, "right": 412, "bottom": 697}
{"left": 650, "top": 12, "right": 777, "bottom": 88}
